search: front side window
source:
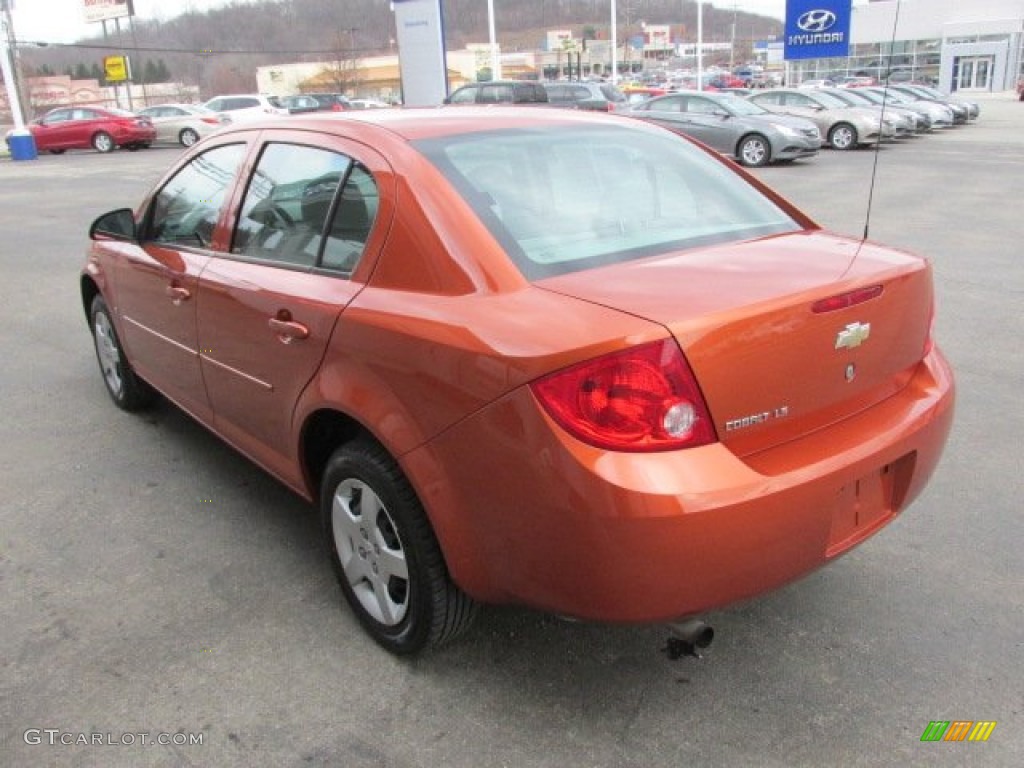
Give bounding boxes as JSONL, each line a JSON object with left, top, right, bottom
{"left": 751, "top": 92, "right": 781, "bottom": 106}
{"left": 416, "top": 124, "right": 798, "bottom": 280}
{"left": 147, "top": 143, "right": 247, "bottom": 247}
{"left": 686, "top": 97, "right": 719, "bottom": 115}
{"left": 42, "top": 109, "right": 71, "bottom": 124}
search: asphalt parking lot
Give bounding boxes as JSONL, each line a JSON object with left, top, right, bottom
{"left": 1, "top": 94, "right": 1021, "bottom": 767}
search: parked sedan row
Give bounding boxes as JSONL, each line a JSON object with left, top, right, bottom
{"left": 623, "top": 91, "right": 822, "bottom": 167}
{"left": 622, "top": 83, "right": 978, "bottom": 167}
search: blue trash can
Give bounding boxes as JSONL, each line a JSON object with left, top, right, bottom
{"left": 8, "top": 132, "right": 38, "bottom": 162}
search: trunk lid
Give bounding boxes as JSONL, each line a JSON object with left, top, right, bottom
{"left": 537, "top": 231, "right": 933, "bottom": 458}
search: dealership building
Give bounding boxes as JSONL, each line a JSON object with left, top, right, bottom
{"left": 786, "top": 0, "right": 1024, "bottom": 92}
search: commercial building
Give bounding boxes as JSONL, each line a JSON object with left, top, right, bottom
{"left": 789, "top": 0, "right": 1024, "bottom": 92}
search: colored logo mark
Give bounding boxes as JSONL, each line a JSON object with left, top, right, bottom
{"left": 920, "top": 721, "right": 996, "bottom": 742}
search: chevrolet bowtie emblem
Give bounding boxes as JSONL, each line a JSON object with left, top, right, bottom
{"left": 835, "top": 322, "right": 871, "bottom": 350}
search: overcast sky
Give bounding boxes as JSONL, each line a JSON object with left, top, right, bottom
{"left": 13, "top": 0, "right": 806, "bottom": 45}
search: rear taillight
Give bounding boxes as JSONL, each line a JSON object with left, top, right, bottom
{"left": 530, "top": 340, "right": 717, "bottom": 452}
{"left": 200, "top": 117, "right": 219, "bottom": 125}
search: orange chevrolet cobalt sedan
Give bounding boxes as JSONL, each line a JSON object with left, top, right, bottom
{"left": 82, "top": 108, "right": 954, "bottom": 655}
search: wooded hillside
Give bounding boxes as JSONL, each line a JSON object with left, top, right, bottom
{"left": 19, "top": 0, "right": 782, "bottom": 93}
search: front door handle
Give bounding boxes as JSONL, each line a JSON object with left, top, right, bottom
{"left": 166, "top": 285, "right": 191, "bottom": 304}
{"left": 268, "top": 316, "right": 309, "bottom": 343}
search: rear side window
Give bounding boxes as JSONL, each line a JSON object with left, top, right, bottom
{"left": 232, "top": 143, "right": 351, "bottom": 267}
{"left": 147, "top": 143, "right": 247, "bottom": 247}
{"left": 226, "top": 97, "right": 259, "bottom": 110}
{"left": 231, "top": 143, "right": 378, "bottom": 275}
{"left": 322, "top": 164, "right": 378, "bottom": 274}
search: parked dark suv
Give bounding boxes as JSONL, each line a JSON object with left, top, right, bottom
{"left": 445, "top": 81, "right": 549, "bottom": 105}
{"left": 541, "top": 81, "right": 627, "bottom": 112}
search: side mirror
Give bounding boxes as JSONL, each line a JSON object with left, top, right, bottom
{"left": 90, "top": 208, "right": 137, "bottom": 242}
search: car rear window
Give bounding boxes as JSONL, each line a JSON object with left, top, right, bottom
{"left": 599, "top": 84, "right": 626, "bottom": 102}
{"left": 414, "top": 124, "right": 799, "bottom": 280}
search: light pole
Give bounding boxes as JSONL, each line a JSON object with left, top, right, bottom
{"left": 697, "top": 0, "right": 703, "bottom": 91}
{"left": 611, "top": 0, "right": 618, "bottom": 83}
{"left": 487, "top": 0, "right": 500, "bottom": 80}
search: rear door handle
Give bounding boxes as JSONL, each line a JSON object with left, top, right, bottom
{"left": 268, "top": 316, "right": 309, "bottom": 343}
{"left": 166, "top": 285, "right": 191, "bottom": 304}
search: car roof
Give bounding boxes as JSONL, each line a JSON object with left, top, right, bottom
{"left": 211, "top": 106, "right": 644, "bottom": 142}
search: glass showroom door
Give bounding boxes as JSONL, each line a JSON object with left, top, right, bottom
{"left": 954, "top": 56, "right": 993, "bottom": 91}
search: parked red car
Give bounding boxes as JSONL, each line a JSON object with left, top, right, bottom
{"left": 23, "top": 106, "right": 155, "bottom": 153}
{"left": 82, "top": 108, "right": 954, "bottom": 655}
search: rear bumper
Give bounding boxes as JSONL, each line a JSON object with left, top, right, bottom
{"left": 113, "top": 126, "right": 157, "bottom": 145}
{"left": 410, "top": 347, "right": 954, "bottom": 622}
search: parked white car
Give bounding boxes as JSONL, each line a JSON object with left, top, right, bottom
{"left": 202, "top": 94, "right": 287, "bottom": 122}
{"left": 136, "top": 103, "right": 230, "bottom": 147}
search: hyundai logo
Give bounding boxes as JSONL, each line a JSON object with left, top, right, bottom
{"left": 797, "top": 10, "right": 837, "bottom": 33}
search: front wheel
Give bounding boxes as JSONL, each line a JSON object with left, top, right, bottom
{"left": 90, "top": 295, "right": 157, "bottom": 411}
{"left": 92, "top": 131, "right": 114, "bottom": 153}
{"left": 828, "top": 122, "right": 858, "bottom": 150}
{"left": 321, "top": 438, "right": 477, "bottom": 655}
{"left": 737, "top": 134, "right": 771, "bottom": 167}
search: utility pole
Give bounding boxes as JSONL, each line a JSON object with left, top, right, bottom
{"left": 730, "top": 3, "right": 737, "bottom": 70}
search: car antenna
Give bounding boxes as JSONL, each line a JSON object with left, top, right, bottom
{"left": 861, "top": 0, "right": 903, "bottom": 243}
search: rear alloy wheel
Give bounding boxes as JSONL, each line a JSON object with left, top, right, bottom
{"left": 179, "top": 128, "right": 199, "bottom": 147}
{"left": 90, "top": 295, "right": 156, "bottom": 411}
{"left": 828, "top": 123, "right": 857, "bottom": 150}
{"left": 92, "top": 131, "right": 115, "bottom": 153}
{"left": 738, "top": 134, "right": 771, "bottom": 167}
{"left": 321, "top": 438, "right": 477, "bottom": 655}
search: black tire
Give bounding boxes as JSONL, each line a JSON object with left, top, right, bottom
{"left": 828, "top": 122, "right": 858, "bottom": 150}
{"left": 92, "top": 131, "right": 115, "bottom": 153}
{"left": 179, "top": 128, "right": 199, "bottom": 147}
{"left": 321, "top": 437, "right": 477, "bottom": 655}
{"left": 737, "top": 133, "right": 771, "bottom": 167}
{"left": 89, "top": 295, "right": 157, "bottom": 411}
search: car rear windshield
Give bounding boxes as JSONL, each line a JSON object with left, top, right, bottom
{"left": 600, "top": 84, "right": 626, "bottom": 102}
{"left": 414, "top": 124, "right": 799, "bottom": 279}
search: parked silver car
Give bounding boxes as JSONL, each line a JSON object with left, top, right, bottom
{"left": 135, "top": 103, "right": 230, "bottom": 147}
{"left": 623, "top": 91, "right": 820, "bottom": 167}
{"left": 747, "top": 88, "right": 898, "bottom": 150}
{"left": 889, "top": 84, "right": 977, "bottom": 123}
{"left": 859, "top": 87, "right": 954, "bottom": 128}
{"left": 817, "top": 87, "right": 922, "bottom": 135}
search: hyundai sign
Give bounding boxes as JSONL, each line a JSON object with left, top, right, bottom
{"left": 784, "top": 0, "right": 851, "bottom": 60}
